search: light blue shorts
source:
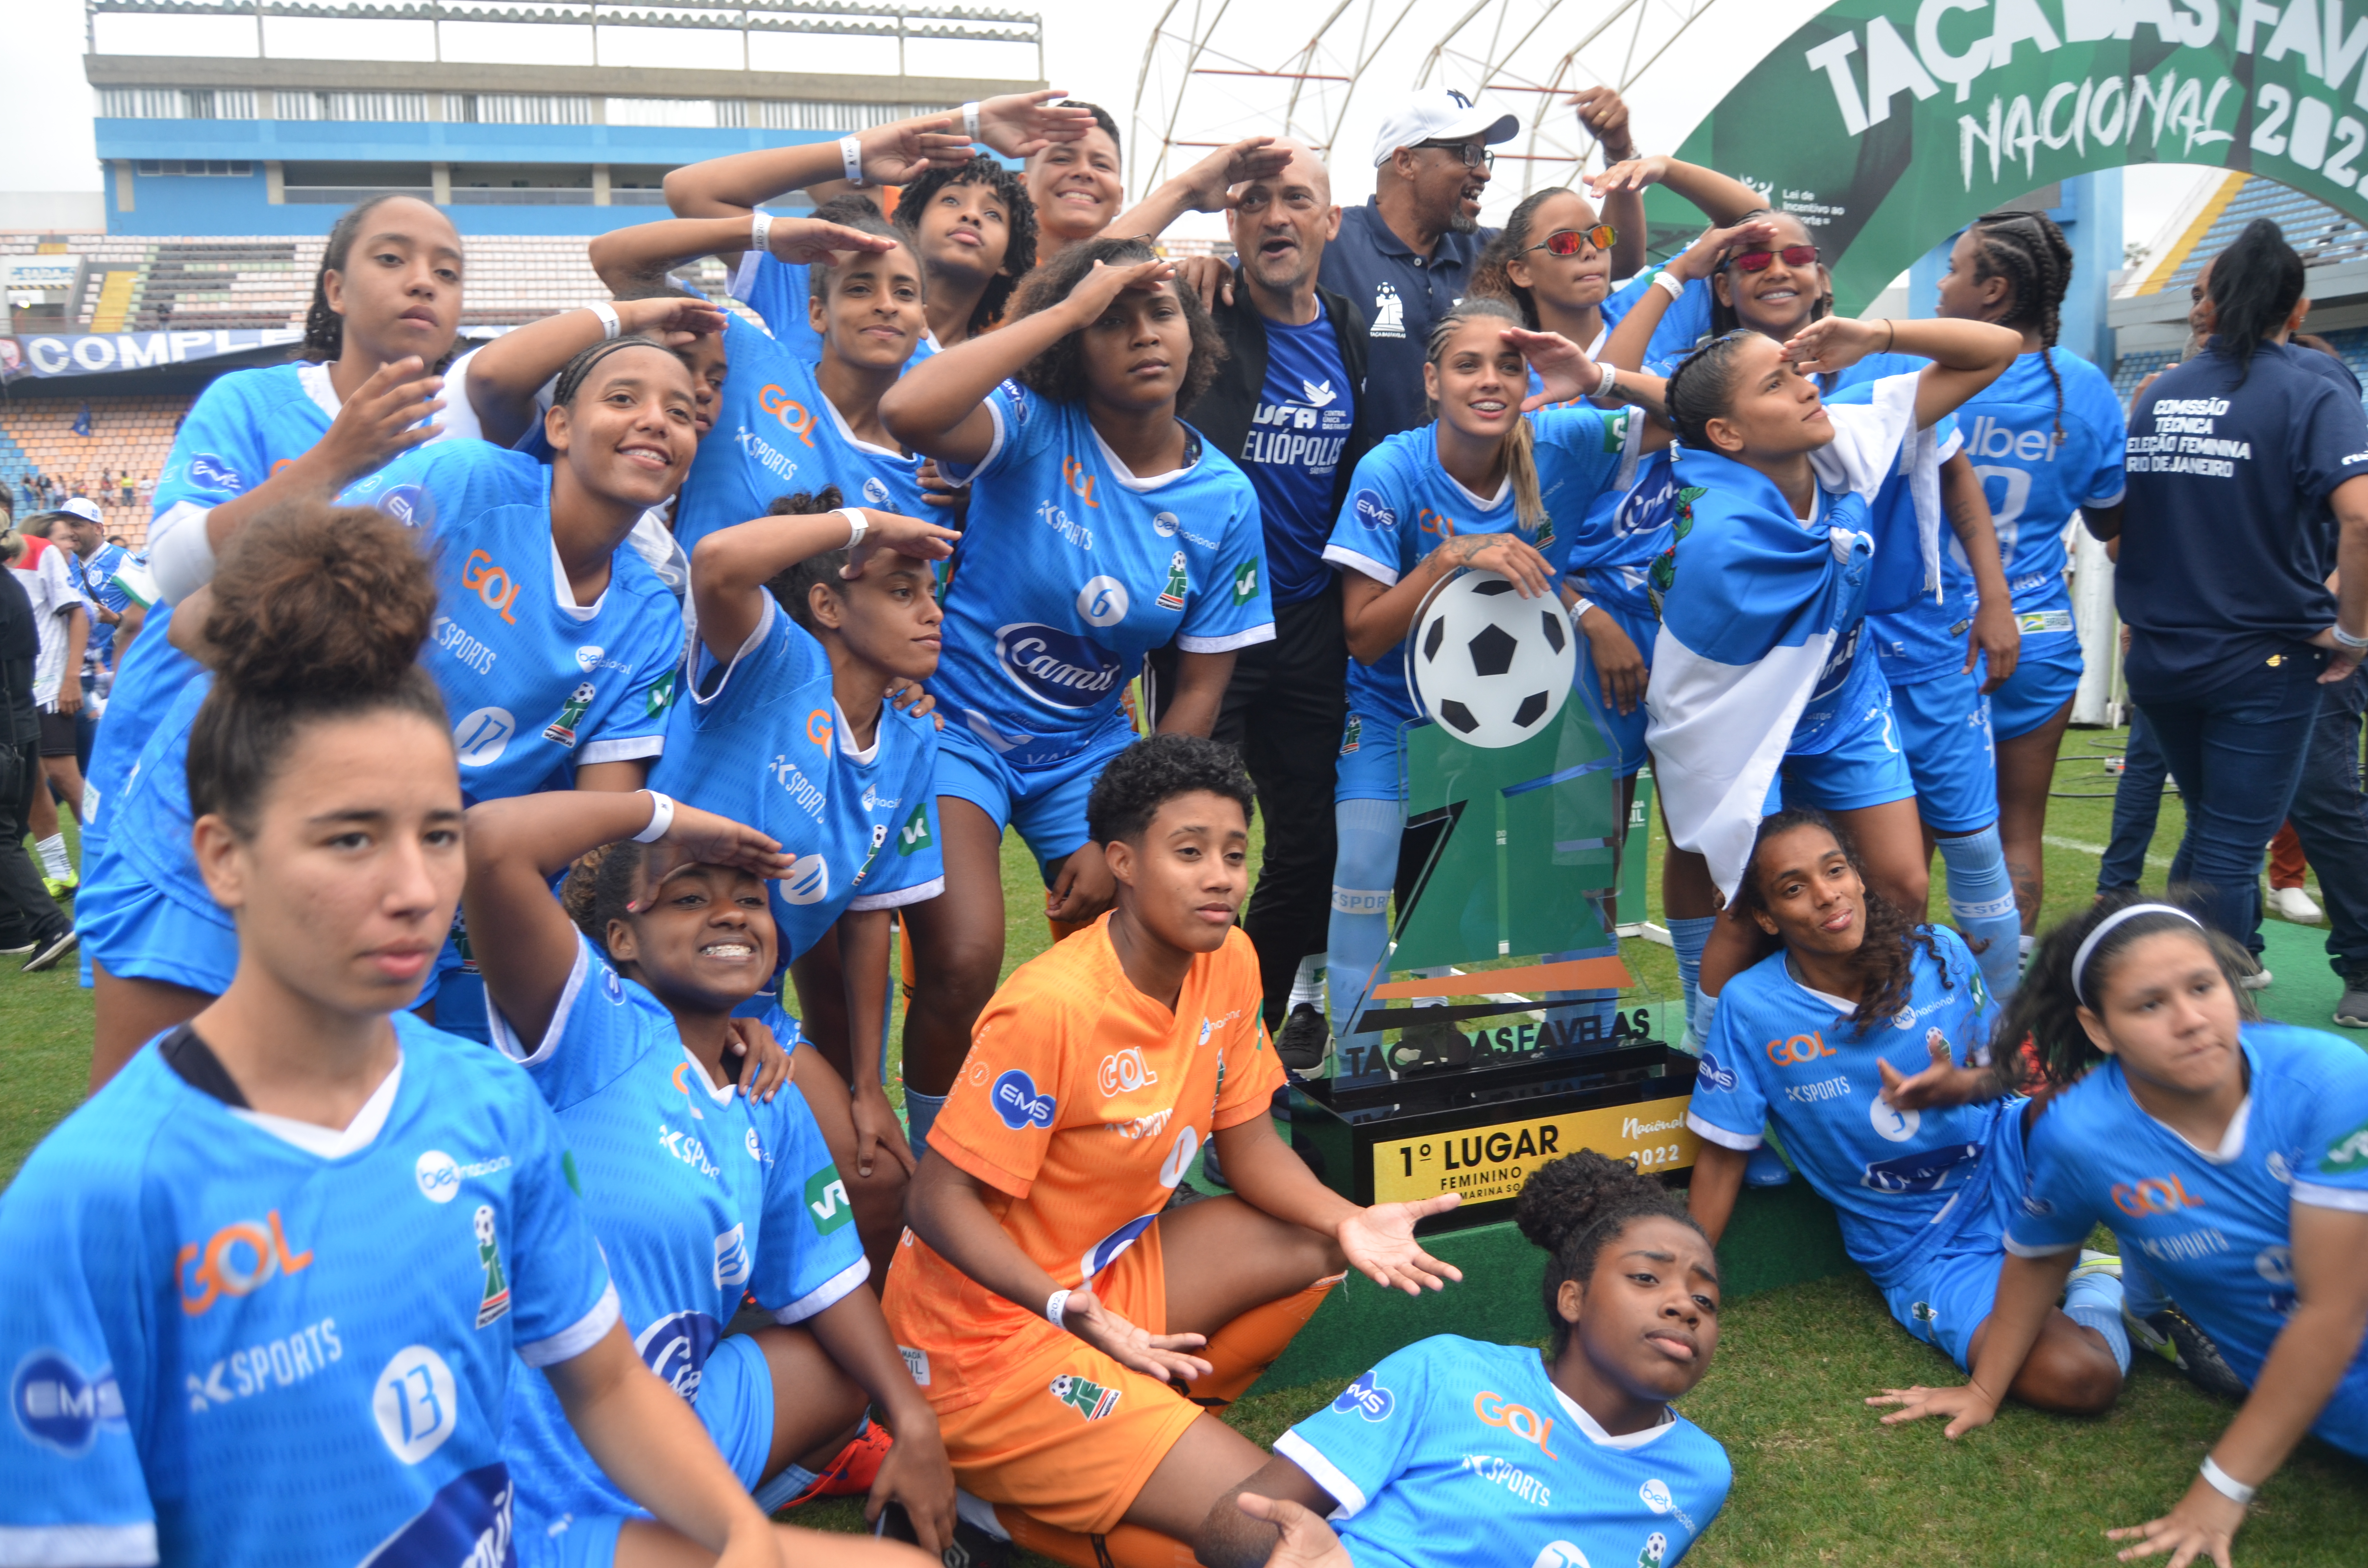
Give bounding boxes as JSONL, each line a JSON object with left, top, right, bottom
{"left": 1765, "top": 685, "right": 1915, "bottom": 816}
{"left": 1890, "top": 672, "right": 1999, "bottom": 834}
{"left": 76, "top": 852, "right": 237, "bottom": 994}
{"left": 1880, "top": 1237, "right": 2007, "bottom": 1372}
{"left": 934, "top": 716, "right": 1136, "bottom": 871}
{"left": 1333, "top": 710, "right": 1417, "bottom": 805}
{"left": 1989, "top": 635, "right": 2082, "bottom": 741}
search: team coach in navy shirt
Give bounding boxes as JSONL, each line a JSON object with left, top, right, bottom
{"left": 2101, "top": 217, "right": 2368, "bottom": 959}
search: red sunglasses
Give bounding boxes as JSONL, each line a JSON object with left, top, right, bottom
{"left": 1526, "top": 225, "right": 1617, "bottom": 257}
{"left": 1723, "top": 244, "right": 1820, "bottom": 273}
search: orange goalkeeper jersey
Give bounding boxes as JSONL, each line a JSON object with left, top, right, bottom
{"left": 883, "top": 913, "right": 1285, "bottom": 1410}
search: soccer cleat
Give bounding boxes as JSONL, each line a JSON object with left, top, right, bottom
{"left": 783, "top": 1421, "right": 891, "bottom": 1507}
{"left": 2335, "top": 977, "right": 2368, "bottom": 1030}
{"left": 1385, "top": 1016, "right": 1469, "bottom": 1074}
{"left": 874, "top": 1500, "right": 1012, "bottom": 1568}
{"left": 2127, "top": 1304, "right": 2249, "bottom": 1401}
{"left": 2237, "top": 967, "right": 2273, "bottom": 992}
{"left": 0, "top": 939, "right": 34, "bottom": 958}
{"left": 21, "top": 927, "right": 77, "bottom": 973}
{"left": 1275, "top": 1003, "right": 1331, "bottom": 1071}
{"left": 2267, "top": 885, "right": 2324, "bottom": 924}
{"left": 43, "top": 868, "right": 77, "bottom": 900}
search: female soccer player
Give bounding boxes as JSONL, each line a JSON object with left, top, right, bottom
{"left": 893, "top": 156, "right": 1039, "bottom": 349}
{"left": 1472, "top": 184, "right": 1650, "bottom": 360}
{"left": 1876, "top": 895, "right": 2368, "bottom": 1568}
{"left": 1202, "top": 1151, "right": 1731, "bottom": 1568}
{"left": 884, "top": 735, "right": 1462, "bottom": 1568}
{"left": 1686, "top": 809, "right": 2128, "bottom": 1409}
{"left": 1646, "top": 313, "right": 2019, "bottom": 1018}
{"left": 0, "top": 507, "right": 915, "bottom": 1568}
{"left": 649, "top": 488, "right": 958, "bottom": 1279}
{"left": 83, "top": 192, "right": 460, "bottom": 1082}
{"left": 1930, "top": 210, "right": 2128, "bottom": 953}
{"left": 877, "top": 240, "right": 1272, "bottom": 1143}
{"left": 463, "top": 781, "right": 958, "bottom": 1559}
{"left": 1318, "top": 295, "right": 1662, "bottom": 1072}
{"left": 87, "top": 335, "right": 696, "bottom": 1069}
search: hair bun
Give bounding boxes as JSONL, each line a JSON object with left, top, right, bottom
{"left": 1514, "top": 1149, "right": 1641, "bottom": 1256}
{"left": 205, "top": 506, "right": 437, "bottom": 702}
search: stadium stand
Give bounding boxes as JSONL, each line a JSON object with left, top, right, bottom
{"left": 1, "top": 395, "right": 185, "bottom": 545}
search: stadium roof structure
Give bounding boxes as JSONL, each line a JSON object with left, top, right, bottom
{"left": 2109, "top": 172, "right": 2368, "bottom": 359}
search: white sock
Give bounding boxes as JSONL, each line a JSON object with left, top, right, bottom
{"left": 1287, "top": 956, "right": 1325, "bottom": 1012}
{"left": 36, "top": 834, "right": 70, "bottom": 880}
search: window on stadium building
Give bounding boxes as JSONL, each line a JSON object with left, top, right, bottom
{"left": 272, "top": 91, "right": 432, "bottom": 122}
{"left": 100, "top": 88, "right": 256, "bottom": 119}
{"left": 609, "top": 164, "right": 673, "bottom": 206}
{"left": 445, "top": 93, "right": 594, "bottom": 125}
{"left": 134, "top": 160, "right": 255, "bottom": 177}
{"left": 449, "top": 162, "right": 595, "bottom": 204}
{"left": 281, "top": 161, "right": 434, "bottom": 204}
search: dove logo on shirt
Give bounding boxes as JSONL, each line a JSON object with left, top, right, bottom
{"left": 782, "top": 853, "right": 831, "bottom": 906}
{"left": 992, "top": 1068, "right": 1058, "bottom": 1130}
{"left": 994, "top": 624, "right": 1126, "bottom": 711}
{"left": 714, "top": 1224, "right": 752, "bottom": 1289}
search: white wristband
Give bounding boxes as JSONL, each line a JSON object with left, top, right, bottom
{"left": 2198, "top": 1457, "right": 2256, "bottom": 1506}
{"left": 2333, "top": 623, "right": 2368, "bottom": 653}
{"left": 588, "top": 301, "right": 621, "bottom": 341}
{"left": 1593, "top": 360, "right": 1620, "bottom": 399}
{"left": 1653, "top": 268, "right": 1686, "bottom": 301}
{"left": 962, "top": 101, "right": 983, "bottom": 141}
{"left": 1045, "top": 1288, "right": 1071, "bottom": 1329}
{"left": 1569, "top": 595, "right": 1596, "bottom": 621}
{"left": 840, "top": 135, "right": 865, "bottom": 186}
{"left": 839, "top": 507, "right": 868, "bottom": 553}
{"left": 750, "top": 209, "right": 772, "bottom": 257}
{"left": 632, "top": 790, "right": 675, "bottom": 844}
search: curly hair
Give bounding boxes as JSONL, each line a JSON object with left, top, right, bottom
{"left": 1729, "top": 807, "right": 1949, "bottom": 1034}
{"left": 758, "top": 485, "right": 852, "bottom": 635}
{"left": 187, "top": 507, "right": 445, "bottom": 835}
{"left": 895, "top": 156, "right": 1038, "bottom": 337}
{"left": 301, "top": 195, "right": 461, "bottom": 368}
{"left": 1006, "top": 235, "right": 1227, "bottom": 414}
{"left": 558, "top": 838, "right": 651, "bottom": 955}
{"left": 1084, "top": 733, "right": 1254, "bottom": 846}
{"left": 1515, "top": 1151, "right": 1704, "bottom": 1357}
{"left": 1997, "top": 890, "right": 2260, "bottom": 1090}
{"left": 1964, "top": 208, "right": 2072, "bottom": 436}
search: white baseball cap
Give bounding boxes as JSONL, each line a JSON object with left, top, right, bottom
{"left": 1371, "top": 87, "right": 1519, "bottom": 168}
{"left": 58, "top": 497, "right": 104, "bottom": 525}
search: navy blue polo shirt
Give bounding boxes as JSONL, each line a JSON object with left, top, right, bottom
{"left": 2120, "top": 340, "right": 2368, "bottom": 698}
{"left": 1319, "top": 197, "right": 1495, "bottom": 438}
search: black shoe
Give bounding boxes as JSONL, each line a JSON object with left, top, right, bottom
{"left": 1385, "top": 1016, "right": 1470, "bottom": 1074}
{"left": 1276, "top": 1002, "right": 1331, "bottom": 1070}
{"left": 2335, "top": 974, "right": 2368, "bottom": 1029}
{"left": 22, "top": 927, "right": 76, "bottom": 973}
{"left": 874, "top": 1501, "right": 1012, "bottom": 1568}
{"left": 2129, "top": 1305, "right": 2249, "bottom": 1400}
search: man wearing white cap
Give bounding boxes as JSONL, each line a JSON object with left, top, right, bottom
{"left": 1321, "top": 86, "right": 1638, "bottom": 434}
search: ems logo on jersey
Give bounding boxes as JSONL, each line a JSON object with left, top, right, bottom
{"left": 1049, "top": 1372, "right": 1120, "bottom": 1421}
{"left": 898, "top": 803, "right": 933, "bottom": 856}
{"left": 12, "top": 1352, "right": 125, "bottom": 1455}
{"left": 806, "top": 1168, "right": 855, "bottom": 1234}
{"left": 713, "top": 1223, "right": 753, "bottom": 1288}
{"left": 544, "top": 682, "right": 597, "bottom": 747}
{"left": 783, "top": 852, "right": 831, "bottom": 906}
{"left": 1696, "top": 1051, "right": 1738, "bottom": 1092}
{"left": 472, "top": 1204, "right": 512, "bottom": 1328}
{"left": 863, "top": 477, "right": 890, "bottom": 505}
{"left": 1077, "top": 575, "right": 1130, "bottom": 627}
{"left": 1353, "top": 488, "right": 1395, "bottom": 532}
{"left": 1158, "top": 551, "right": 1189, "bottom": 610}
{"left": 374, "top": 483, "right": 435, "bottom": 531}
{"left": 1231, "top": 558, "right": 1258, "bottom": 606}
{"left": 186, "top": 453, "right": 245, "bottom": 492}
{"left": 1332, "top": 1371, "right": 1394, "bottom": 1421}
{"left": 452, "top": 706, "right": 517, "bottom": 769}
{"left": 992, "top": 1068, "right": 1057, "bottom": 1130}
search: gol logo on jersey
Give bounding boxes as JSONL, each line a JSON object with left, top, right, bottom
{"left": 1050, "top": 1372, "right": 1120, "bottom": 1420}
{"left": 2112, "top": 1173, "right": 2206, "bottom": 1217}
{"left": 1060, "top": 456, "right": 1100, "bottom": 508}
{"left": 758, "top": 385, "right": 818, "bottom": 447}
{"left": 461, "top": 550, "right": 524, "bottom": 624}
{"left": 179, "top": 1210, "right": 314, "bottom": 1316}
{"left": 1474, "top": 1391, "right": 1558, "bottom": 1458}
{"left": 1098, "top": 1046, "right": 1159, "bottom": 1097}
{"left": 1766, "top": 1031, "right": 1833, "bottom": 1066}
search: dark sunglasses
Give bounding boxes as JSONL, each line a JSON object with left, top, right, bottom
{"left": 1722, "top": 244, "right": 1820, "bottom": 273}
{"left": 1527, "top": 225, "right": 1617, "bottom": 257}
{"left": 1416, "top": 139, "right": 1496, "bottom": 171}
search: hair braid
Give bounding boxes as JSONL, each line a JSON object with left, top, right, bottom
{"left": 1969, "top": 210, "right": 2072, "bottom": 444}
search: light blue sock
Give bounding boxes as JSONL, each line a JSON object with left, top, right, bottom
{"left": 752, "top": 1461, "right": 822, "bottom": 1513}
{"left": 2063, "top": 1258, "right": 2133, "bottom": 1376}
{"left": 1327, "top": 797, "right": 1404, "bottom": 1067}
{"left": 1936, "top": 827, "right": 2023, "bottom": 1001}
{"left": 904, "top": 1089, "right": 948, "bottom": 1149}
{"left": 1669, "top": 915, "right": 1717, "bottom": 1049}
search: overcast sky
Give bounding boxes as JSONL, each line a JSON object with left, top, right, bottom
{"left": 3, "top": 0, "right": 2208, "bottom": 254}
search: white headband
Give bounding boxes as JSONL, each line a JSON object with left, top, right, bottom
{"left": 2072, "top": 903, "right": 2204, "bottom": 1007}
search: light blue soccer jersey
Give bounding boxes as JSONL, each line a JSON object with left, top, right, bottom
{"left": 102, "top": 673, "right": 228, "bottom": 943}
{"left": 1820, "top": 364, "right": 1974, "bottom": 694}
{"left": 67, "top": 541, "right": 129, "bottom": 668}
{"left": 342, "top": 441, "right": 684, "bottom": 802}
{"left": 489, "top": 934, "right": 868, "bottom": 1530}
{"left": 2006, "top": 1023, "right": 2368, "bottom": 1456}
{"left": 1689, "top": 927, "right": 2017, "bottom": 1288}
{"left": 1323, "top": 407, "right": 1632, "bottom": 735}
{"left": 672, "top": 314, "right": 932, "bottom": 556}
{"left": 730, "top": 241, "right": 941, "bottom": 374}
{"left": 650, "top": 590, "right": 944, "bottom": 977}
{"left": 1274, "top": 1335, "right": 1730, "bottom": 1568}
{"left": 932, "top": 381, "right": 1273, "bottom": 767}
{"left": 0, "top": 1015, "right": 618, "bottom": 1568}
{"left": 1956, "top": 348, "right": 2126, "bottom": 646}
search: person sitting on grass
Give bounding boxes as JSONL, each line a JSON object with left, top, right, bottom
{"left": 1200, "top": 1149, "right": 1732, "bottom": 1568}
{"left": 1685, "top": 808, "right": 2132, "bottom": 1413}
{"left": 1874, "top": 894, "right": 2368, "bottom": 1568}
{"left": 883, "top": 734, "right": 1463, "bottom": 1568}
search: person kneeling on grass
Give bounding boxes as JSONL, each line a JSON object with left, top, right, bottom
{"left": 1685, "top": 808, "right": 2132, "bottom": 1413}
{"left": 1875, "top": 894, "right": 2368, "bottom": 1568}
{"left": 883, "top": 734, "right": 1463, "bottom": 1568}
{"left": 1201, "top": 1150, "right": 1731, "bottom": 1568}
{"left": 463, "top": 786, "right": 957, "bottom": 1562}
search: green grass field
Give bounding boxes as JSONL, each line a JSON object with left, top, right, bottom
{"left": 8, "top": 729, "right": 2366, "bottom": 1565}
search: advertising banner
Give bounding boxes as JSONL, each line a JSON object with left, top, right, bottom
{"left": 0, "top": 328, "right": 304, "bottom": 380}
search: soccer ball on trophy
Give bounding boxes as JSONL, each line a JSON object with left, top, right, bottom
{"left": 1409, "top": 569, "right": 1574, "bottom": 748}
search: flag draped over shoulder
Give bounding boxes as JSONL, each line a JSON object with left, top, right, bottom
{"left": 1646, "top": 374, "right": 1920, "bottom": 898}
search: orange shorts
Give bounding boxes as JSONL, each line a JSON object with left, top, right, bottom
{"left": 926, "top": 1224, "right": 1202, "bottom": 1537}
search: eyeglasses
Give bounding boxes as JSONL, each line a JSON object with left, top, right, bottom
{"left": 1526, "top": 225, "right": 1617, "bottom": 257}
{"left": 1722, "top": 244, "right": 1820, "bottom": 273}
{"left": 1417, "top": 140, "right": 1496, "bottom": 171}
